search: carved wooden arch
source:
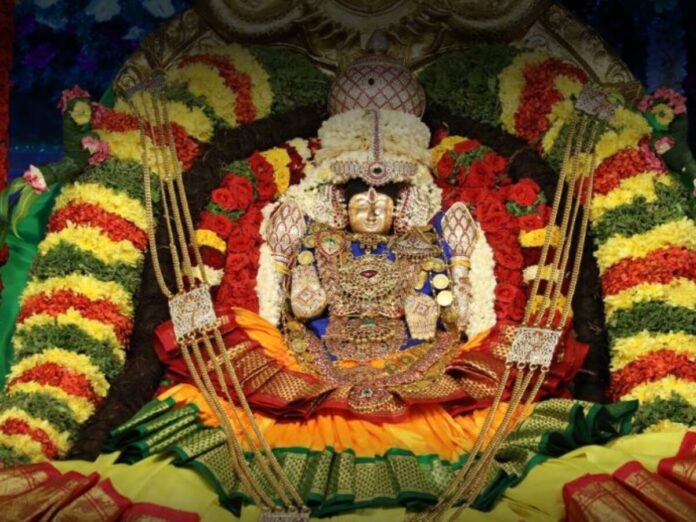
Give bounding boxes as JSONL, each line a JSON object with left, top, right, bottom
{"left": 113, "top": 1, "right": 641, "bottom": 104}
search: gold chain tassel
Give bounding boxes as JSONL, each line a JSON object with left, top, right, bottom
{"left": 124, "top": 79, "right": 309, "bottom": 520}
{"left": 417, "top": 102, "right": 605, "bottom": 520}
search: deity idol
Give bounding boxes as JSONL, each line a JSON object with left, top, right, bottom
{"left": 140, "top": 53, "right": 597, "bottom": 517}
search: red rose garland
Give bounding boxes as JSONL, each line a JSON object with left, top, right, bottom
{"left": 193, "top": 142, "right": 310, "bottom": 313}
{"left": 434, "top": 137, "right": 552, "bottom": 324}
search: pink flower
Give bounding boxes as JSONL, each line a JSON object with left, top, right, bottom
{"left": 23, "top": 165, "right": 48, "bottom": 194}
{"left": 654, "top": 136, "right": 674, "bottom": 155}
{"left": 81, "top": 135, "right": 110, "bottom": 165}
{"left": 57, "top": 85, "right": 91, "bottom": 113}
{"left": 639, "top": 138, "right": 665, "bottom": 172}
{"left": 639, "top": 87, "right": 688, "bottom": 116}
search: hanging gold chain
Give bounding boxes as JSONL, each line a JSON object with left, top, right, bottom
{"left": 125, "top": 82, "right": 309, "bottom": 519}
{"left": 417, "top": 106, "right": 604, "bottom": 520}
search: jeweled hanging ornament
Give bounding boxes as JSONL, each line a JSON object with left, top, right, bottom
{"left": 414, "top": 83, "right": 616, "bottom": 522}
{"left": 404, "top": 293, "right": 439, "bottom": 341}
{"left": 442, "top": 202, "right": 478, "bottom": 333}
{"left": 290, "top": 264, "right": 327, "bottom": 320}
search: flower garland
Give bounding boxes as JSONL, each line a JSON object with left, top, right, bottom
{"left": 421, "top": 46, "right": 696, "bottom": 429}
{"left": 514, "top": 58, "right": 587, "bottom": 146}
{"left": 0, "top": 43, "right": 332, "bottom": 462}
{"left": 0, "top": 157, "right": 153, "bottom": 465}
{"left": 315, "top": 108, "right": 431, "bottom": 166}
{"left": 432, "top": 135, "right": 553, "bottom": 328}
{"left": 587, "top": 131, "right": 696, "bottom": 422}
{"left": 191, "top": 142, "right": 309, "bottom": 317}
{"left": 514, "top": 71, "right": 695, "bottom": 430}
{"left": 91, "top": 104, "right": 200, "bottom": 173}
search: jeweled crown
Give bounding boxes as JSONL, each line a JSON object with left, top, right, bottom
{"left": 328, "top": 53, "right": 426, "bottom": 117}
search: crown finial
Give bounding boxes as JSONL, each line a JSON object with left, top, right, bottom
{"left": 328, "top": 51, "right": 425, "bottom": 116}
{"left": 366, "top": 30, "right": 389, "bottom": 54}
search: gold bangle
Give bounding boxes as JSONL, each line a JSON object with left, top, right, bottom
{"left": 450, "top": 258, "right": 471, "bottom": 269}
{"left": 274, "top": 262, "right": 290, "bottom": 275}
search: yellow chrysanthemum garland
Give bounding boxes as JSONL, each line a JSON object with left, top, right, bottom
{"left": 212, "top": 44, "right": 273, "bottom": 120}
{"left": 114, "top": 96, "right": 214, "bottom": 143}
{"left": 540, "top": 76, "right": 584, "bottom": 154}
{"left": 54, "top": 183, "right": 148, "bottom": 231}
{"left": 0, "top": 141, "right": 149, "bottom": 464}
{"left": 611, "top": 332, "right": 696, "bottom": 371}
{"left": 21, "top": 274, "right": 134, "bottom": 317}
{"left": 487, "top": 48, "right": 696, "bottom": 432}
{"left": 497, "top": 51, "right": 548, "bottom": 134}
{"left": 262, "top": 147, "right": 292, "bottom": 195}
{"left": 604, "top": 279, "right": 696, "bottom": 319}
{"left": 39, "top": 224, "right": 142, "bottom": 266}
{"left": 595, "top": 218, "right": 696, "bottom": 274}
{"left": 168, "top": 63, "right": 238, "bottom": 126}
{"left": 7, "top": 349, "right": 111, "bottom": 398}
{"left": 16, "top": 312, "right": 122, "bottom": 356}
{"left": 590, "top": 171, "right": 672, "bottom": 221}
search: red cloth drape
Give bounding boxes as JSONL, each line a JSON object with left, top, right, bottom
{"left": 564, "top": 432, "right": 696, "bottom": 521}
{"left": 0, "top": 462, "right": 200, "bottom": 521}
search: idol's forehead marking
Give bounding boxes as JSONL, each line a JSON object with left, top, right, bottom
{"left": 350, "top": 188, "right": 391, "bottom": 204}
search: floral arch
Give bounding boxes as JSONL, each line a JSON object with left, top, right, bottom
{"left": 0, "top": 3, "right": 694, "bottom": 515}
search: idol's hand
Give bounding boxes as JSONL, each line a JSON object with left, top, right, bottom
{"left": 265, "top": 201, "right": 306, "bottom": 272}
{"left": 441, "top": 202, "right": 477, "bottom": 258}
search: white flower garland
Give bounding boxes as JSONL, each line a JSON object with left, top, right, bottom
{"left": 284, "top": 153, "right": 442, "bottom": 228}
{"left": 466, "top": 228, "right": 497, "bottom": 338}
{"left": 315, "top": 109, "right": 431, "bottom": 166}
{"left": 257, "top": 202, "right": 284, "bottom": 325}
{"left": 287, "top": 137, "right": 312, "bottom": 162}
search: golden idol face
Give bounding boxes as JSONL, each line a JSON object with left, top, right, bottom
{"left": 348, "top": 187, "right": 394, "bottom": 234}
